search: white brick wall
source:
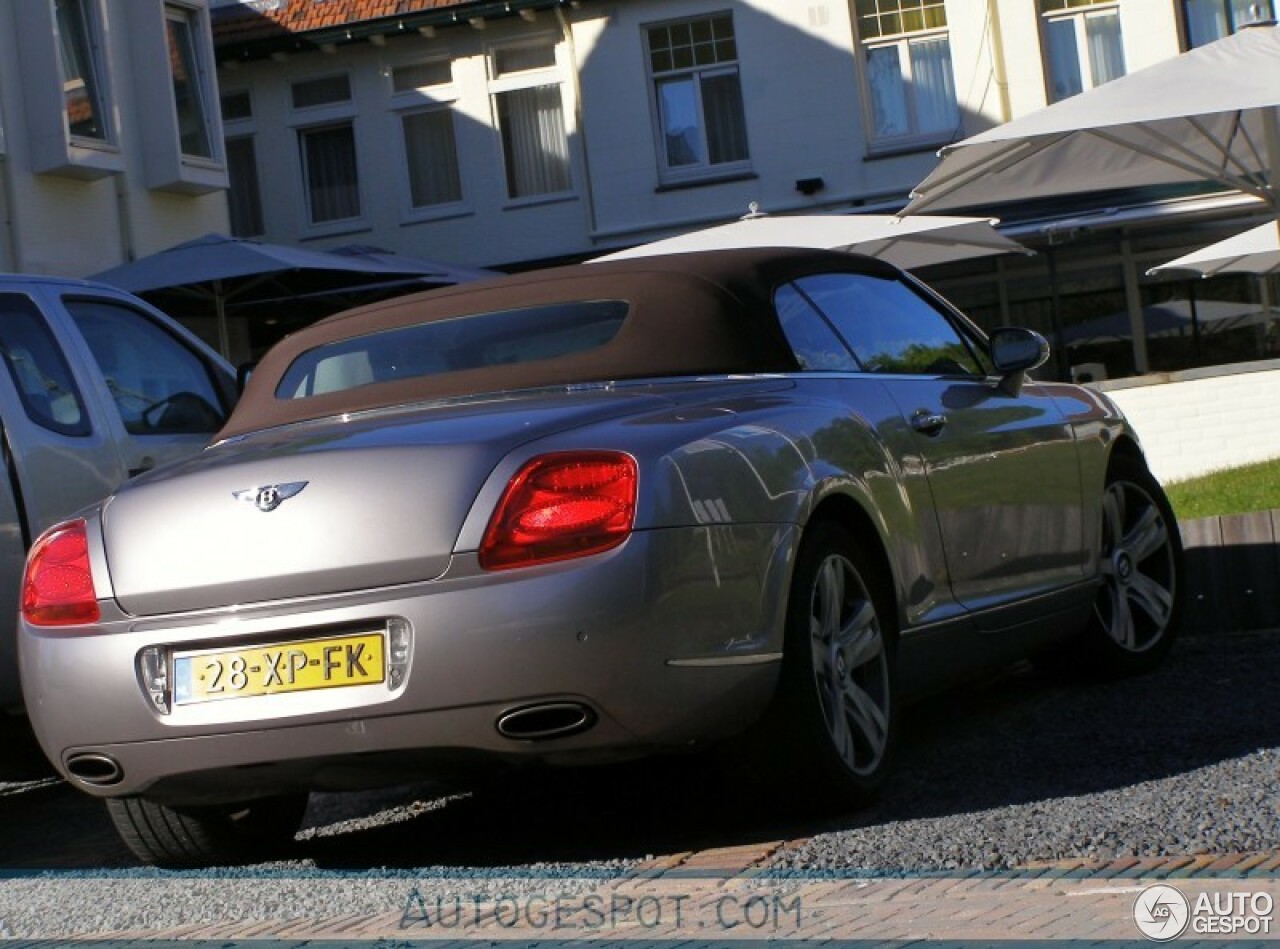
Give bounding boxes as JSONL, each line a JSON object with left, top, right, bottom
{"left": 1099, "top": 362, "right": 1280, "bottom": 484}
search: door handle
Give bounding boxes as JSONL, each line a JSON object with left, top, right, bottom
{"left": 910, "top": 410, "right": 947, "bottom": 436}
{"left": 129, "top": 456, "right": 156, "bottom": 478}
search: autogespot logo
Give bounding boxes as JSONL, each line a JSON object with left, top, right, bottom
{"left": 1134, "top": 884, "right": 1190, "bottom": 941}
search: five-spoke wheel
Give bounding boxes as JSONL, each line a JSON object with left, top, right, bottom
{"left": 1086, "top": 455, "right": 1184, "bottom": 673}
{"left": 808, "top": 551, "right": 891, "bottom": 778}
{"left": 770, "top": 522, "right": 896, "bottom": 806}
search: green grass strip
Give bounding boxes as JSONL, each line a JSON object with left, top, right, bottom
{"left": 1164, "top": 457, "right": 1280, "bottom": 521}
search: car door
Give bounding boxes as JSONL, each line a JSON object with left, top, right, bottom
{"left": 789, "top": 271, "right": 1087, "bottom": 619}
{"left": 0, "top": 290, "right": 130, "bottom": 540}
{"left": 58, "top": 294, "right": 234, "bottom": 477}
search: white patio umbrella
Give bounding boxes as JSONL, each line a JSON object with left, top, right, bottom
{"left": 591, "top": 212, "right": 1030, "bottom": 270}
{"left": 1148, "top": 218, "right": 1280, "bottom": 276}
{"left": 904, "top": 25, "right": 1280, "bottom": 216}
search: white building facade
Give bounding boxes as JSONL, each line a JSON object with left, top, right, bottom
{"left": 0, "top": 0, "right": 229, "bottom": 277}
{"left": 213, "top": 0, "right": 1277, "bottom": 384}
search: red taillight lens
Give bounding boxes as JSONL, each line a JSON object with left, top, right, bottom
{"left": 479, "top": 452, "right": 638, "bottom": 570}
{"left": 22, "top": 519, "right": 100, "bottom": 626}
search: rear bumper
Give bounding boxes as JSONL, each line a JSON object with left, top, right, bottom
{"left": 21, "top": 524, "right": 796, "bottom": 802}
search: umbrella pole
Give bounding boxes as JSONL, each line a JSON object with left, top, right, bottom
{"left": 215, "top": 280, "right": 231, "bottom": 361}
{"left": 1187, "top": 280, "right": 1202, "bottom": 361}
{"left": 1046, "top": 247, "right": 1069, "bottom": 380}
{"left": 1265, "top": 107, "right": 1279, "bottom": 214}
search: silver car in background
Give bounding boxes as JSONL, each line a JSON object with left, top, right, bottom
{"left": 19, "top": 249, "right": 1183, "bottom": 866}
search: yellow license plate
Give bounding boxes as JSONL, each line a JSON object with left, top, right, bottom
{"left": 172, "top": 631, "right": 385, "bottom": 706}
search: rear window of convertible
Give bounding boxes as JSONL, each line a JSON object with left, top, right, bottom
{"left": 275, "top": 300, "right": 629, "bottom": 399}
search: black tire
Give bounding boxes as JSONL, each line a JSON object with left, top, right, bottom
{"left": 765, "top": 522, "right": 897, "bottom": 809}
{"left": 106, "top": 793, "right": 308, "bottom": 868}
{"left": 1081, "top": 453, "right": 1184, "bottom": 675}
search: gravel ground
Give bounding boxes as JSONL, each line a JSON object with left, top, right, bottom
{"left": 771, "top": 629, "right": 1280, "bottom": 873}
{"left": 0, "top": 630, "right": 1277, "bottom": 938}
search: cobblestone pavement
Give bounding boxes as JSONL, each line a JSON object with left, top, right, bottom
{"left": 3, "top": 845, "right": 1278, "bottom": 944}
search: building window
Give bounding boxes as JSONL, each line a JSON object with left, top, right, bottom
{"left": 56, "top": 0, "right": 109, "bottom": 142}
{"left": 489, "top": 42, "right": 571, "bottom": 199}
{"left": 1040, "top": 0, "right": 1126, "bottom": 102}
{"left": 401, "top": 110, "right": 463, "bottom": 208}
{"left": 389, "top": 59, "right": 463, "bottom": 213}
{"left": 1183, "top": 0, "right": 1275, "bottom": 47}
{"left": 220, "top": 91, "right": 253, "bottom": 122}
{"left": 299, "top": 123, "right": 360, "bottom": 224}
{"left": 391, "top": 61, "right": 451, "bottom": 93}
{"left": 853, "top": 0, "right": 958, "bottom": 150}
{"left": 645, "top": 13, "right": 749, "bottom": 179}
{"left": 291, "top": 74, "right": 352, "bottom": 110}
{"left": 164, "top": 4, "right": 215, "bottom": 159}
{"left": 226, "top": 136, "right": 264, "bottom": 237}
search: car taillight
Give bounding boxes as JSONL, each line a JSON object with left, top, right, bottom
{"left": 479, "top": 452, "right": 638, "bottom": 570}
{"left": 22, "top": 519, "right": 100, "bottom": 626}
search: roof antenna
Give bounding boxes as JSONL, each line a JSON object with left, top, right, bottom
{"left": 740, "top": 202, "right": 768, "bottom": 221}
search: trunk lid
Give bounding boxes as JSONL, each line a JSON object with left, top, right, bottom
{"left": 103, "top": 388, "right": 670, "bottom": 616}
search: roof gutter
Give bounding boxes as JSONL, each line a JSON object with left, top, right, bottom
{"left": 215, "top": 0, "right": 579, "bottom": 62}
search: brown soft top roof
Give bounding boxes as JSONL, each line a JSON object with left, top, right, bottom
{"left": 220, "top": 247, "right": 900, "bottom": 438}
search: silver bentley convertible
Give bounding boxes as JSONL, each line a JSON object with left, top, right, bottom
{"left": 19, "top": 248, "right": 1182, "bottom": 866}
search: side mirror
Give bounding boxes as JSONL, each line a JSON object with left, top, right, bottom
{"left": 989, "top": 327, "right": 1049, "bottom": 396}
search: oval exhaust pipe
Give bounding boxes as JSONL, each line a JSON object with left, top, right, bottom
{"left": 496, "top": 702, "right": 596, "bottom": 740}
{"left": 65, "top": 752, "right": 124, "bottom": 786}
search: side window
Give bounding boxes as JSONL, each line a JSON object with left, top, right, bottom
{"left": 63, "top": 299, "right": 227, "bottom": 435}
{"left": 774, "top": 284, "right": 861, "bottom": 371}
{"left": 794, "top": 273, "right": 989, "bottom": 376}
{"left": 0, "top": 294, "right": 90, "bottom": 436}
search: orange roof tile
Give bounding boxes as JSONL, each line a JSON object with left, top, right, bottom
{"left": 213, "top": 0, "right": 486, "bottom": 47}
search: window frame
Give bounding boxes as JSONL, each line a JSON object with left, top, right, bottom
{"left": 772, "top": 283, "right": 863, "bottom": 373}
{"left": 1039, "top": 0, "right": 1126, "bottom": 103}
{"left": 0, "top": 292, "right": 93, "bottom": 438}
{"left": 397, "top": 107, "right": 467, "bottom": 219}
{"left": 852, "top": 2, "right": 960, "bottom": 156}
{"left": 1180, "top": 0, "right": 1276, "bottom": 48}
{"left": 225, "top": 135, "right": 265, "bottom": 238}
{"left": 296, "top": 120, "right": 364, "bottom": 230}
{"left": 15, "top": 0, "right": 123, "bottom": 178}
{"left": 163, "top": 2, "right": 219, "bottom": 164}
{"left": 486, "top": 36, "right": 575, "bottom": 205}
{"left": 288, "top": 71, "right": 363, "bottom": 235}
{"left": 62, "top": 295, "right": 231, "bottom": 438}
{"left": 57, "top": 0, "right": 114, "bottom": 146}
{"left": 387, "top": 57, "right": 468, "bottom": 222}
{"left": 643, "top": 11, "right": 752, "bottom": 186}
{"left": 275, "top": 300, "right": 631, "bottom": 400}
{"left": 777, "top": 271, "right": 992, "bottom": 379}
{"left": 290, "top": 73, "right": 354, "bottom": 112}
{"left": 221, "top": 88, "right": 263, "bottom": 238}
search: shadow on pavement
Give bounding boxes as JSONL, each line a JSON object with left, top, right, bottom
{"left": 299, "top": 630, "right": 1280, "bottom": 870}
{"left": 2, "top": 631, "right": 1275, "bottom": 871}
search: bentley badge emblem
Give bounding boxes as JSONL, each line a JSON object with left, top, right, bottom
{"left": 233, "top": 481, "right": 308, "bottom": 512}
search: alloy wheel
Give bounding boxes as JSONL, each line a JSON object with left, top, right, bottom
{"left": 808, "top": 553, "right": 891, "bottom": 776}
{"left": 1096, "top": 479, "right": 1178, "bottom": 653}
